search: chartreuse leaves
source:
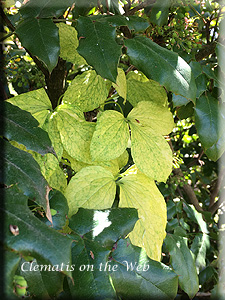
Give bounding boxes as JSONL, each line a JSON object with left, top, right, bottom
{"left": 110, "top": 238, "right": 178, "bottom": 300}
{"left": 91, "top": 101, "right": 173, "bottom": 182}
{"left": 113, "top": 68, "right": 127, "bottom": 101}
{"left": 16, "top": 19, "right": 59, "bottom": 72}
{"left": 56, "top": 22, "right": 86, "bottom": 66}
{"left": 55, "top": 103, "right": 95, "bottom": 163}
{"left": 125, "top": 36, "right": 196, "bottom": 102}
{"left": 90, "top": 110, "right": 130, "bottom": 161}
{"left": 64, "top": 166, "right": 117, "bottom": 217}
{"left": 118, "top": 173, "right": 167, "bottom": 261}
{"left": 62, "top": 70, "right": 108, "bottom": 112}
{"left": 128, "top": 101, "right": 174, "bottom": 135}
{"left": 127, "top": 75, "right": 168, "bottom": 107}
{"left": 7, "top": 88, "right": 52, "bottom": 126}
{"left": 129, "top": 124, "right": 172, "bottom": 182}
{"left": 6, "top": 89, "right": 64, "bottom": 159}
{"left": 2, "top": 186, "right": 73, "bottom": 277}
{"left": 76, "top": 16, "right": 122, "bottom": 82}
{"left": 0, "top": 101, "right": 53, "bottom": 156}
{"left": 164, "top": 234, "right": 199, "bottom": 299}
{"left": 64, "top": 149, "right": 128, "bottom": 176}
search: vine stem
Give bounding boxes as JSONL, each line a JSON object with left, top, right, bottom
{"left": 102, "top": 99, "right": 124, "bottom": 115}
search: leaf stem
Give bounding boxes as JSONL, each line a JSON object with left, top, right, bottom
{"left": 104, "top": 100, "right": 124, "bottom": 115}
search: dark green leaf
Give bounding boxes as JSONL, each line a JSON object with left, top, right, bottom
{"left": 38, "top": 189, "right": 69, "bottom": 230}
{"left": 1, "top": 140, "right": 49, "bottom": 210}
{"left": 2, "top": 185, "right": 73, "bottom": 277}
{"left": 110, "top": 238, "right": 178, "bottom": 300}
{"left": 16, "top": 18, "right": 59, "bottom": 72}
{"left": 125, "top": 36, "right": 197, "bottom": 102}
{"left": 150, "top": 0, "right": 170, "bottom": 26}
{"left": 177, "top": 102, "right": 194, "bottom": 119}
{"left": 195, "top": 74, "right": 208, "bottom": 98}
{"left": 164, "top": 234, "right": 199, "bottom": 298}
{"left": 76, "top": 16, "right": 122, "bottom": 82}
{"left": 199, "top": 266, "right": 218, "bottom": 286}
{"left": 90, "top": 15, "right": 149, "bottom": 32}
{"left": 183, "top": 203, "right": 208, "bottom": 234}
{"left": 195, "top": 95, "right": 219, "bottom": 149}
{"left": 167, "top": 200, "right": 176, "bottom": 220}
{"left": 205, "top": 135, "right": 225, "bottom": 161}
{"left": 67, "top": 235, "right": 116, "bottom": 299}
{"left": 20, "top": 0, "right": 74, "bottom": 18}
{"left": 172, "top": 94, "right": 190, "bottom": 107}
{"left": 0, "top": 102, "right": 53, "bottom": 156}
{"left": 191, "top": 233, "right": 210, "bottom": 272}
{"left": 69, "top": 207, "right": 138, "bottom": 248}
{"left": 19, "top": 258, "right": 64, "bottom": 298}
{"left": 4, "top": 251, "right": 21, "bottom": 299}
{"left": 190, "top": 60, "right": 203, "bottom": 79}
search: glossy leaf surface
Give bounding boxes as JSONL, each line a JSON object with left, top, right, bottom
{"left": 164, "top": 234, "right": 199, "bottom": 299}
{"left": 77, "top": 16, "right": 121, "bottom": 82}
{"left": 110, "top": 238, "right": 178, "bottom": 300}
{"left": 1, "top": 140, "right": 49, "bottom": 210}
{"left": 125, "top": 36, "right": 196, "bottom": 102}
{"left": 2, "top": 186, "right": 72, "bottom": 277}
{"left": 16, "top": 18, "right": 59, "bottom": 72}
{"left": 0, "top": 102, "right": 53, "bottom": 156}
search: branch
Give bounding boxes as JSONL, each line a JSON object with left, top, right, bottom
{"left": 124, "top": 0, "right": 156, "bottom": 16}
{"left": 208, "top": 168, "right": 225, "bottom": 214}
{"left": 173, "top": 168, "right": 203, "bottom": 212}
{"left": 195, "top": 42, "right": 217, "bottom": 61}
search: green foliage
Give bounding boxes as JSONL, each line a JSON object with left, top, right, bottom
{"left": 2, "top": 0, "right": 224, "bottom": 298}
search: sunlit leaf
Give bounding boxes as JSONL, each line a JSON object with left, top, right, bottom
{"left": 90, "top": 110, "right": 129, "bottom": 161}
{"left": 118, "top": 173, "right": 167, "bottom": 261}
{"left": 64, "top": 166, "right": 116, "bottom": 217}
{"left": 62, "top": 70, "right": 108, "bottom": 112}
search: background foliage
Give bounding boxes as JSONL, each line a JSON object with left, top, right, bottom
{"left": 1, "top": 0, "right": 225, "bottom": 299}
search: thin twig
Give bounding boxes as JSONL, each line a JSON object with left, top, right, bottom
{"left": 124, "top": 0, "right": 156, "bottom": 16}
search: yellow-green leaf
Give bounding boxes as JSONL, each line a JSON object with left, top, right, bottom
{"left": 7, "top": 89, "right": 52, "bottom": 126}
{"left": 116, "top": 150, "right": 129, "bottom": 170}
{"left": 129, "top": 123, "right": 172, "bottom": 182}
{"left": 55, "top": 104, "right": 95, "bottom": 163}
{"left": 127, "top": 78, "right": 167, "bottom": 107}
{"left": 48, "top": 167, "right": 67, "bottom": 193}
{"left": 64, "top": 166, "right": 116, "bottom": 217}
{"left": 62, "top": 70, "right": 108, "bottom": 112}
{"left": 90, "top": 110, "right": 130, "bottom": 161}
{"left": 126, "top": 70, "right": 149, "bottom": 82}
{"left": 42, "top": 113, "right": 63, "bottom": 160}
{"left": 118, "top": 172, "right": 167, "bottom": 261}
{"left": 33, "top": 152, "right": 59, "bottom": 180}
{"left": 56, "top": 22, "right": 86, "bottom": 66}
{"left": 128, "top": 101, "right": 174, "bottom": 135}
{"left": 63, "top": 150, "right": 120, "bottom": 176}
{"left": 112, "top": 68, "right": 127, "bottom": 101}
